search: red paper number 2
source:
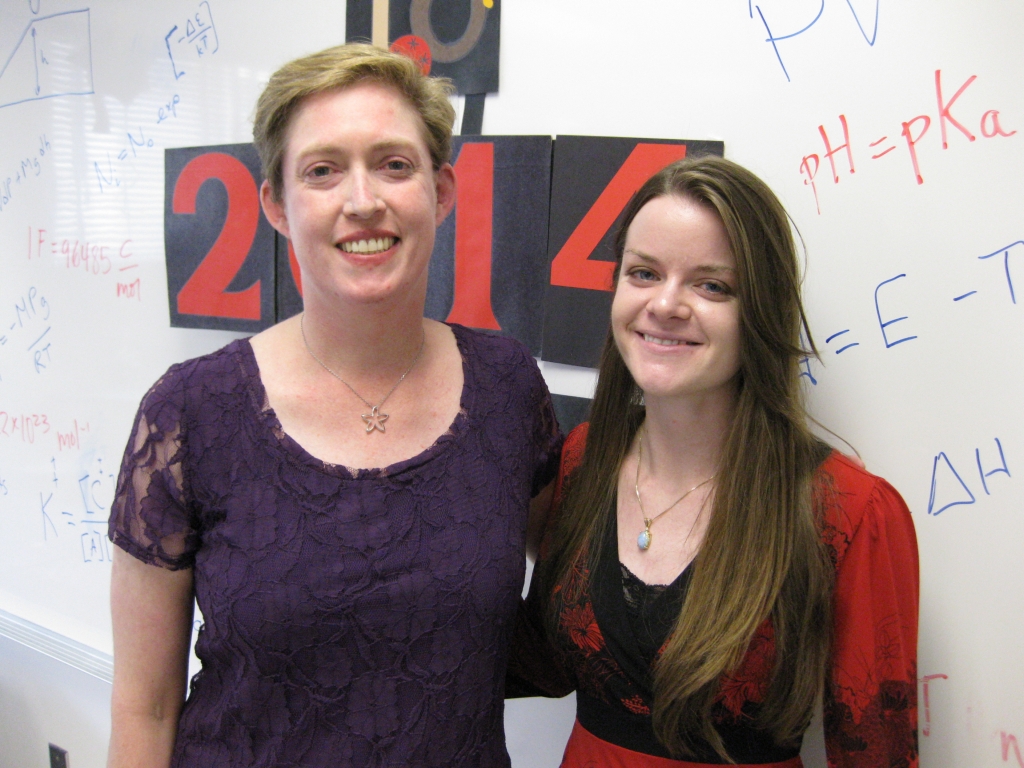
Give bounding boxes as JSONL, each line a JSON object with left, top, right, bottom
{"left": 172, "top": 152, "right": 262, "bottom": 320}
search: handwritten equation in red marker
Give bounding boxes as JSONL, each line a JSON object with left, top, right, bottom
{"left": 56, "top": 419, "right": 91, "bottom": 451}
{"left": 1003, "top": 731, "right": 1024, "bottom": 767}
{"left": 920, "top": 673, "right": 947, "bottom": 737}
{"left": 799, "top": 69, "right": 1016, "bottom": 214}
{"left": 0, "top": 411, "right": 51, "bottom": 443}
{"left": 27, "top": 225, "right": 141, "bottom": 299}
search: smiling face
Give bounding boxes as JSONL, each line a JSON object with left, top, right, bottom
{"left": 260, "top": 82, "right": 455, "bottom": 309}
{"left": 611, "top": 194, "right": 742, "bottom": 408}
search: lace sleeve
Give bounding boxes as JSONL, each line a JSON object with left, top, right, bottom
{"left": 108, "top": 365, "right": 198, "bottom": 570}
{"left": 529, "top": 357, "right": 563, "bottom": 497}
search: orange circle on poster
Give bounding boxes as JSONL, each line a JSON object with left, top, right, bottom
{"left": 390, "top": 35, "right": 432, "bottom": 75}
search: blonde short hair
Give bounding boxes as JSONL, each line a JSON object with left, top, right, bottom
{"left": 254, "top": 43, "right": 456, "bottom": 200}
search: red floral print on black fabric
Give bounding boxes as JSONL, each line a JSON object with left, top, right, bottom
{"left": 826, "top": 674, "right": 918, "bottom": 767}
{"left": 621, "top": 694, "right": 651, "bottom": 715}
{"left": 562, "top": 603, "right": 605, "bottom": 653}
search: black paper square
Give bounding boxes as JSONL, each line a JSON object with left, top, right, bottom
{"left": 164, "top": 143, "right": 276, "bottom": 332}
{"left": 275, "top": 233, "right": 304, "bottom": 323}
{"left": 541, "top": 136, "right": 724, "bottom": 367}
{"left": 425, "top": 135, "right": 552, "bottom": 355}
{"left": 346, "top": 0, "right": 500, "bottom": 94}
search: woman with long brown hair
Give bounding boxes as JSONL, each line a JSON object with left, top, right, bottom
{"left": 509, "top": 156, "right": 919, "bottom": 767}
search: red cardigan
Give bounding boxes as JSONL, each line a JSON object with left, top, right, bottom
{"left": 509, "top": 424, "right": 920, "bottom": 767}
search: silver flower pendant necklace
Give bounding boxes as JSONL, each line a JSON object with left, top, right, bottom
{"left": 300, "top": 313, "right": 425, "bottom": 435}
{"left": 634, "top": 429, "right": 715, "bottom": 551}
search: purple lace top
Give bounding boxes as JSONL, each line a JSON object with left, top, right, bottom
{"left": 108, "top": 325, "right": 562, "bottom": 767}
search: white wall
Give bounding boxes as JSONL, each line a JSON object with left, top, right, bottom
{"left": 3, "top": 1, "right": 1024, "bottom": 765}
{"left": 0, "top": 634, "right": 111, "bottom": 768}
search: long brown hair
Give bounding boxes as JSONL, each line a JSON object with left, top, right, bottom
{"left": 540, "top": 156, "right": 834, "bottom": 761}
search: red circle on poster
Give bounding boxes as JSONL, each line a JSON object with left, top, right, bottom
{"left": 390, "top": 35, "right": 432, "bottom": 75}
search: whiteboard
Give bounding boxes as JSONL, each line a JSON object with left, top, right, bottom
{"left": 1, "top": 1, "right": 1022, "bottom": 766}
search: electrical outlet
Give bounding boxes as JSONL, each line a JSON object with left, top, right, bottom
{"left": 48, "top": 744, "right": 68, "bottom": 768}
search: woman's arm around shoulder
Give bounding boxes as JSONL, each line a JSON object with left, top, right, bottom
{"left": 525, "top": 423, "right": 588, "bottom": 559}
{"left": 508, "top": 424, "right": 590, "bottom": 699}
{"left": 108, "top": 549, "right": 194, "bottom": 768}
{"left": 820, "top": 453, "right": 920, "bottom": 768}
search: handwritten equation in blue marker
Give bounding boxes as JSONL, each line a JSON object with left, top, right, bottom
{"left": 92, "top": 1, "right": 204, "bottom": 192}
{"left": 0, "top": 287, "right": 53, "bottom": 381}
{"left": 41, "top": 454, "right": 114, "bottom": 563}
{"left": 94, "top": 127, "right": 156, "bottom": 193}
{"left": 0, "top": 134, "right": 52, "bottom": 215}
{"left": 801, "top": 272, "right": 919, "bottom": 385}
{"left": 976, "top": 241, "right": 1023, "bottom": 305}
{"left": 748, "top": 0, "right": 880, "bottom": 82}
{"left": 157, "top": 94, "right": 181, "bottom": 124}
{"left": 801, "top": 235, "right": 1024, "bottom": 386}
{"left": 927, "top": 437, "right": 1011, "bottom": 516}
{"left": 165, "top": 1, "right": 219, "bottom": 80}
{"left": 938, "top": 239, "right": 1024, "bottom": 307}
{"left": 0, "top": 9, "right": 94, "bottom": 109}
{"left": 825, "top": 328, "right": 860, "bottom": 354}
{"left": 93, "top": 91, "right": 185, "bottom": 192}
{"left": 874, "top": 274, "right": 918, "bottom": 348}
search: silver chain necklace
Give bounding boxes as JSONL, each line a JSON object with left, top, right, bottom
{"left": 300, "top": 313, "right": 425, "bottom": 434}
{"left": 634, "top": 428, "right": 715, "bottom": 551}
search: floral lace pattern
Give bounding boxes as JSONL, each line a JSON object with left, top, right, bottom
{"left": 109, "top": 325, "right": 561, "bottom": 768}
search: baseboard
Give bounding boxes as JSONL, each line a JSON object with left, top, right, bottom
{"left": 0, "top": 610, "right": 113, "bottom": 683}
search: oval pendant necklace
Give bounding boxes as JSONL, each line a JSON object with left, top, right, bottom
{"left": 634, "top": 429, "right": 715, "bottom": 551}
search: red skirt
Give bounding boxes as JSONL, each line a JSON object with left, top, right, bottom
{"left": 560, "top": 720, "right": 804, "bottom": 768}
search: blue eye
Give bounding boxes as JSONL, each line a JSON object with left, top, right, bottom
{"left": 309, "top": 165, "right": 331, "bottom": 178}
{"left": 632, "top": 268, "right": 657, "bottom": 281}
{"left": 383, "top": 159, "right": 411, "bottom": 173}
{"left": 700, "top": 281, "right": 730, "bottom": 295}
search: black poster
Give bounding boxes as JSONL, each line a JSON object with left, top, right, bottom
{"left": 541, "top": 136, "right": 724, "bottom": 368}
{"left": 551, "top": 393, "right": 592, "bottom": 437}
{"left": 426, "top": 135, "right": 552, "bottom": 356}
{"left": 164, "top": 143, "right": 276, "bottom": 332}
{"left": 346, "top": 0, "right": 500, "bottom": 94}
{"left": 275, "top": 233, "right": 303, "bottom": 323}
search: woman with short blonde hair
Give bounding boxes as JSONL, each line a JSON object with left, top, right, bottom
{"left": 108, "top": 44, "right": 560, "bottom": 768}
